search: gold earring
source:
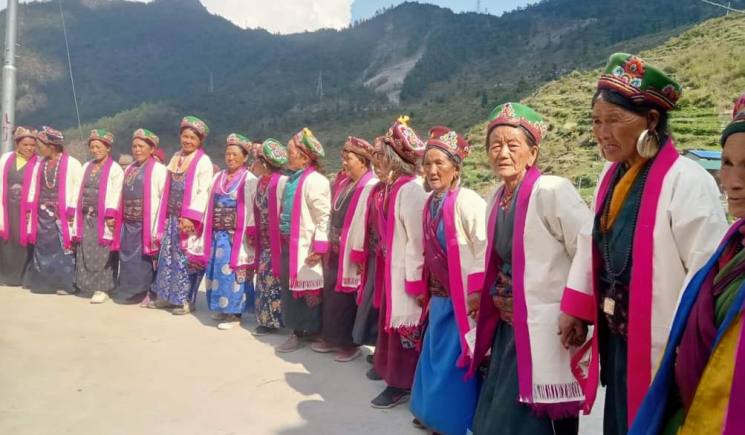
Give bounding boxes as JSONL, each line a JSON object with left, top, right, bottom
{"left": 636, "top": 129, "right": 659, "bottom": 159}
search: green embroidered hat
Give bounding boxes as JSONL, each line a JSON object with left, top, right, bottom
{"left": 722, "top": 93, "right": 745, "bottom": 146}
{"left": 486, "top": 102, "right": 548, "bottom": 147}
{"left": 88, "top": 128, "right": 114, "bottom": 148}
{"left": 291, "top": 128, "right": 325, "bottom": 161}
{"left": 132, "top": 128, "right": 160, "bottom": 148}
{"left": 226, "top": 133, "right": 252, "bottom": 154}
{"left": 180, "top": 115, "right": 209, "bottom": 139}
{"left": 261, "top": 138, "right": 289, "bottom": 168}
{"left": 598, "top": 53, "right": 682, "bottom": 111}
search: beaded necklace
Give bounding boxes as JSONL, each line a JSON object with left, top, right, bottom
{"left": 43, "top": 157, "right": 60, "bottom": 189}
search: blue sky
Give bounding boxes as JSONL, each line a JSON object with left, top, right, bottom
{"left": 0, "top": 0, "right": 534, "bottom": 34}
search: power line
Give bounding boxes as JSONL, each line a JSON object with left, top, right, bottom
{"left": 698, "top": 0, "right": 745, "bottom": 13}
{"left": 57, "top": 0, "right": 83, "bottom": 141}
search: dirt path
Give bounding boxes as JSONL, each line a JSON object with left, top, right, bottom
{"left": 0, "top": 285, "right": 603, "bottom": 434}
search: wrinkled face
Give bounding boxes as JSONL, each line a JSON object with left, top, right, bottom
{"left": 36, "top": 140, "right": 52, "bottom": 158}
{"left": 287, "top": 141, "right": 310, "bottom": 171}
{"left": 180, "top": 128, "right": 201, "bottom": 154}
{"left": 372, "top": 139, "right": 390, "bottom": 180}
{"left": 89, "top": 140, "right": 110, "bottom": 162}
{"left": 15, "top": 137, "right": 36, "bottom": 160}
{"left": 487, "top": 125, "right": 537, "bottom": 182}
{"left": 721, "top": 133, "right": 745, "bottom": 218}
{"left": 131, "top": 138, "right": 154, "bottom": 163}
{"left": 423, "top": 148, "right": 458, "bottom": 193}
{"left": 342, "top": 150, "right": 367, "bottom": 181}
{"left": 592, "top": 98, "right": 653, "bottom": 163}
{"left": 224, "top": 145, "right": 246, "bottom": 172}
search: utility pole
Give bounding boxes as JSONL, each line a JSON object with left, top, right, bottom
{"left": 316, "top": 71, "right": 324, "bottom": 100}
{"left": 476, "top": 0, "right": 481, "bottom": 13}
{"left": 1, "top": 0, "right": 19, "bottom": 154}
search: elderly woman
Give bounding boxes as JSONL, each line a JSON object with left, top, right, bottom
{"left": 410, "top": 127, "right": 485, "bottom": 434}
{"left": 150, "top": 116, "right": 214, "bottom": 315}
{"left": 22, "top": 127, "right": 83, "bottom": 294}
{"left": 74, "top": 129, "right": 124, "bottom": 304}
{"left": 468, "top": 104, "right": 591, "bottom": 435}
{"left": 311, "top": 137, "right": 377, "bottom": 362}
{"left": 370, "top": 117, "right": 428, "bottom": 409}
{"left": 0, "top": 127, "right": 38, "bottom": 286}
{"left": 117, "top": 129, "right": 167, "bottom": 305}
{"left": 188, "top": 134, "right": 257, "bottom": 330}
{"left": 251, "top": 139, "right": 289, "bottom": 336}
{"left": 275, "top": 128, "right": 331, "bottom": 353}
{"left": 630, "top": 95, "right": 745, "bottom": 435}
{"left": 558, "top": 53, "right": 729, "bottom": 435}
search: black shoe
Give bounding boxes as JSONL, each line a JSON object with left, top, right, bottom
{"left": 366, "top": 367, "right": 382, "bottom": 381}
{"left": 366, "top": 354, "right": 374, "bottom": 364}
{"left": 252, "top": 325, "right": 274, "bottom": 336}
{"left": 370, "top": 387, "right": 410, "bottom": 409}
{"left": 412, "top": 418, "right": 426, "bottom": 430}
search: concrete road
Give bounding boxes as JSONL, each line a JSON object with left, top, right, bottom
{"left": 0, "top": 286, "right": 603, "bottom": 434}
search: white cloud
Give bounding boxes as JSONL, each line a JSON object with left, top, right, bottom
{"left": 202, "top": 0, "right": 351, "bottom": 34}
{"left": 0, "top": 0, "right": 353, "bottom": 34}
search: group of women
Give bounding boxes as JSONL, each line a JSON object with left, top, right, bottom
{"left": 0, "top": 52, "right": 743, "bottom": 434}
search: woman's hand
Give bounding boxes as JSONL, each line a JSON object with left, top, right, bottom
{"left": 415, "top": 294, "right": 425, "bottom": 307}
{"left": 105, "top": 218, "right": 116, "bottom": 231}
{"left": 558, "top": 313, "right": 588, "bottom": 349}
{"left": 178, "top": 218, "right": 195, "bottom": 235}
{"left": 304, "top": 252, "right": 322, "bottom": 267}
{"left": 467, "top": 293, "right": 481, "bottom": 319}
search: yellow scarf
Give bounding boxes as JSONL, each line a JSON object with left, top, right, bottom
{"left": 15, "top": 152, "right": 27, "bottom": 171}
{"left": 601, "top": 158, "right": 649, "bottom": 232}
{"left": 680, "top": 315, "right": 742, "bottom": 434}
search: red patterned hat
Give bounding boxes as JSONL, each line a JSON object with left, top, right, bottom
{"left": 37, "top": 126, "right": 64, "bottom": 148}
{"left": 426, "top": 126, "right": 471, "bottom": 164}
{"left": 132, "top": 128, "right": 160, "bottom": 148}
{"left": 342, "top": 136, "right": 374, "bottom": 161}
{"left": 383, "top": 116, "right": 425, "bottom": 165}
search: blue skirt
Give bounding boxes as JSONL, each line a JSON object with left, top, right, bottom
{"left": 411, "top": 296, "right": 480, "bottom": 435}
{"left": 152, "top": 216, "right": 203, "bottom": 305}
{"left": 205, "top": 231, "right": 254, "bottom": 314}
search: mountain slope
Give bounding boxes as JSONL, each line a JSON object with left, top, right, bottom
{"left": 461, "top": 12, "right": 745, "bottom": 196}
{"left": 1, "top": 0, "right": 742, "bottom": 161}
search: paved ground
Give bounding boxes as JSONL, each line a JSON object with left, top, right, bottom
{"left": 0, "top": 286, "right": 603, "bottom": 434}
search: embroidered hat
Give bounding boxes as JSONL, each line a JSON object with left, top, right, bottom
{"left": 290, "top": 128, "right": 325, "bottom": 161}
{"left": 342, "top": 136, "right": 374, "bottom": 161}
{"left": 226, "top": 133, "right": 252, "bottom": 155}
{"left": 382, "top": 116, "right": 426, "bottom": 165}
{"left": 261, "top": 138, "right": 288, "bottom": 168}
{"left": 180, "top": 115, "right": 209, "bottom": 139}
{"left": 721, "top": 93, "right": 745, "bottom": 146}
{"left": 486, "top": 102, "right": 548, "bottom": 147}
{"left": 132, "top": 128, "right": 160, "bottom": 148}
{"left": 13, "top": 126, "right": 37, "bottom": 143}
{"left": 37, "top": 126, "right": 64, "bottom": 148}
{"left": 597, "top": 53, "right": 682, "bottom": 111}
{"left": 88, "top": 129, "right": 114, "bottom": 148}
{"left": 426, "top": 126, "right": 471, "bottom": 165}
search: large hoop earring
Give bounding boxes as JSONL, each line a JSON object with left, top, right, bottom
{"left": 636, "top": 129, "right": 660, "bottom": 159}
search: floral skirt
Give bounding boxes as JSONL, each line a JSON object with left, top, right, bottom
{"left": 205, "top": 231, "right": 254, "bottom": 314}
